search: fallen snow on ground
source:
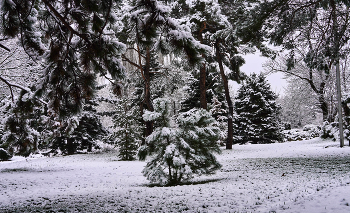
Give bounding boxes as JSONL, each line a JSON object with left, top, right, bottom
{"left": 1, "top": 138, "right": 350, "bottom": 212}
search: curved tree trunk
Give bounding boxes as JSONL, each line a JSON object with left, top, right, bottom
{"left": 215, "top": 40, "right": 233, "bottom": 150}
{"left": 318, "top": 93, "right": 331, "bottom": 122}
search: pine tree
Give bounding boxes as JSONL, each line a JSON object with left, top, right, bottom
{"left": 138, "top": 98, "right": 221, "bottom": 185}
{"left": 174, "top": 0, "right": 228, "bottom": 110}
{"left": 176, "top": 0, "right": 254, "bottom": 149}
{"left": 233, "top": 73, "right": 283, "bottom": 144}
{"left": 112, "top": 98, "right": 141, "bottom": 161}
{"left": 1, "top": 0, "right": 125, "bottom": 117}
{"left": 119, "top": 0, "right": 208, "bottom": 137}
{"left": 1, "top": 90, "right": 47, "bottom": 156}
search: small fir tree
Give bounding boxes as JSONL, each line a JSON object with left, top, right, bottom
{"left": 138, "top": 98, "right": 221, "bottom": 186}
{"left": 233, "top": 73, "right": 283, "bottom": 144}
{"left": 47, "top": 99, "right": 108, "bottom": 155}
{"left": 112, "top": 98, "right": 142, "bottom": 161}
{"left": 209, "top": 95, "right": 228, "bottom": 146}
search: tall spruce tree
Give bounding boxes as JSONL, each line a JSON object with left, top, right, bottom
{"left": 112, "top": 97, "right": 141, "bottom": 161}
{"left": 233, "top": 73, "right": 283, "bottom": 144}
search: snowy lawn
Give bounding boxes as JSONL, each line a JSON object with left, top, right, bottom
{"left": 1, "top": 138, "right": 350, "bottom": 212}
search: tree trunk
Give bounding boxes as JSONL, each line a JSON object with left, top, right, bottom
{"left": 336, "top": 60, "right": 345, "bottom": 147}
{"left": 318, "top": 94, "right": 331, "bottom": 122}
{"left": 215, "top": 40, "right": 233, "bottom": 149}
{"left": 144, "top": 48, "right": 154, "bottom": 137}
{"left": 198, "top": 23, "right": 207, "bottom": 110}
{"left": 199, "top": 63, "right": 207, "bottom": 110}
{"left": 67, "top": 138, "right": 74, "bottom": 155}
{"left": 330, "top": 0, "right": 345, "bottom": 146}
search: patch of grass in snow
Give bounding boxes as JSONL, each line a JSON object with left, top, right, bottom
{"left": 0, "top": 167, "right": 58, "bottom": 173}
{"left": 0, "top": 167, "right": 34, "bottom": 173}
{"left": 143, "top": 177, "right": 225, "bottom": 187}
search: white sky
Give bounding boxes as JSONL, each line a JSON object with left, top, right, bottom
{"left": 231, "top": 53, "right": 287, "bottom": 97}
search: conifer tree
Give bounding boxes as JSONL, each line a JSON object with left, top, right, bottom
{"left": 138, "top": 98, "right": 221, "bottom": 186}
{"left": 233, "top": 73, "right": 283, "bottom": 144}
{"left": 1, "top": 0, "right": 126, "bottom": 117}
{"left": 176, "top": 0, "right": 249, "bottom": 149}
{"left": 174, "top": 0, "right": 229, "bottom": 110}
{"left": 1, "top": 90, "right": 47, "bottom": 156}
{"left": 181, "top": 63, "right": 226, "bottom": 113}
{"left": 112, "top": 98, "right": 141, "bottom": 161}
{"left": 47, "top": 98, "right": 108, "bottom": 155}
{"left": 119, "top": 0, "right": 209, "bottom": 137}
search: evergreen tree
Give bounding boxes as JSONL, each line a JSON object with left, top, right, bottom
{"left": 209, "top": 95, "right": 227, "bottom": 145}
{"left": 112, "top": 98, "right": 142, "bottom": 161}
{"left": 1, "top": 0, "right": 126, "bottom": 156}
{"left": 181, "top": 62, "right": 226, "bottom": 113}
{"left": 48, "top": 98, "right": 108, "bottom": 155}
{"left": 233, "top": 73, "right": 283, "bottom": 144}
{"left": 1, "top": 90, "right": 47, "bottom": 156}
{"left": 119, "top": 0, "right": 208, "bottom": 137}
{"left": 176, "top": 0, "right": 249, "bottom": 149}
{"left": 174, "top": 0, "right": 231, "bottom": 110}
{"left": 1, "top": 0, "right": 126, "bottom": 117}
{"left": 138, "top": 98, "right": 221, "bottom": 186}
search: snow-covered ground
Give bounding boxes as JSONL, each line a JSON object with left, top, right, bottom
{"left": 1, "top": 138, "right": 350, "bottom": 212}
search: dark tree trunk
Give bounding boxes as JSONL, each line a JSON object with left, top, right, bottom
{"left": 198, "top": 23, "right": 207, "bottom": 110}
{"left": 215, "top": 40, "right": 233, "bottom": 149}
{"left": 308, "top": 78, "right": 332, "bottom": 123}
{"left": 144, "top": 48, "right": 154, "bottom": 137}
{"left": 317, "top": 84, "right": 335, "bottom": 123}
{"left": 67, "top": 138, "right": 74, "bottom": 155}
{"left": 199, "top": 63, "right": 207, "bottom": 110}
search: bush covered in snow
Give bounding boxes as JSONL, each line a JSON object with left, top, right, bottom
{"left": 138, "top": 98, "right": 221, "bottom": 186}
{"left": 320, "top": 93, "right": 350, "bottom": 142}
{"left": 283, "top": 125, "right": 322, "bottom": 141}
{"left": 321, "top": 122, "right": 341, "bottom": 141}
